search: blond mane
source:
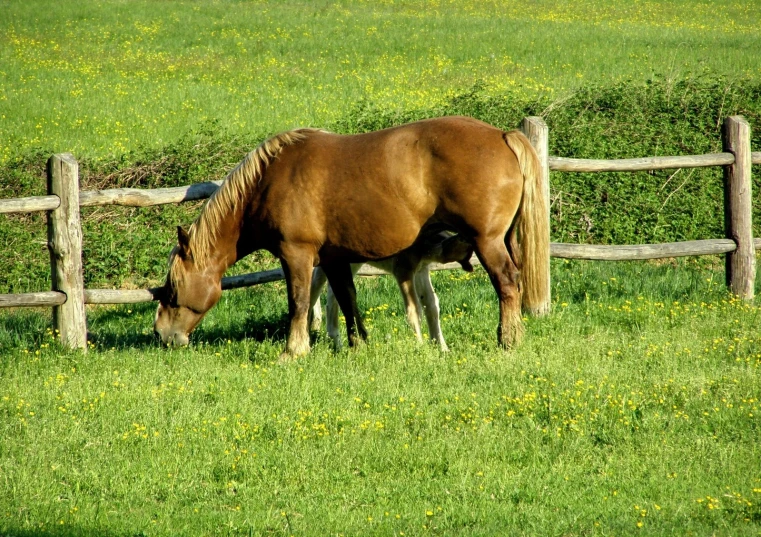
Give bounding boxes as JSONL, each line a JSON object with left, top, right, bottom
{"left": 169, "top": 128, "right": 322, "bottom": 284}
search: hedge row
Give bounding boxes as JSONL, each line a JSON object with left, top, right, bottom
{"left": 1, "top": 76, "right": 759, "bottom": 292}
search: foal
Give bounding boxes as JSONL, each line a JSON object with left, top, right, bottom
{"left": 309, "top": 232, "right": 474, "bottom": 350}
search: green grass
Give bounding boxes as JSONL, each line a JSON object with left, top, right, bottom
{"left": 1, "top": 259, "right": 760, "bottom": 536}
{"left": 1, "top": 1, "right": 761, "bottom": 534}
{"left": 2, "top": 0, "right": 760, "bottom": 160}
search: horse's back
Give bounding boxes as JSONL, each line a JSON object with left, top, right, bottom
{"left": 258, "top": 116, "right": 525, "bottom": 260}
{"left": 275, "top": 115, "right": 512, "bottom": 187}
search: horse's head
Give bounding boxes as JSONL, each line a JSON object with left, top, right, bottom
{"left": 154, "top": 227, "right": 222, "bottom": 346}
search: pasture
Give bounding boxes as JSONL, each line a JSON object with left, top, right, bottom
{"left": 2, "top": 260, "right": 761, "bottom": 535}
{"left": 1, "top": 0, "right": 760, "bottom": 160}
{"left": 2, "top": 0, "right": 761, "bottom": 535}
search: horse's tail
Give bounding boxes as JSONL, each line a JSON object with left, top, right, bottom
{"left": 503, "top": 130, "right": 550, "bottom": 316}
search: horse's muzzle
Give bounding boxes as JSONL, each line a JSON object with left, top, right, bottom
{"left": 154, "top": 327, "right": 189, "bottom": 347}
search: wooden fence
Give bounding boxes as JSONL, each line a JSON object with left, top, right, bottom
{"left": 1, "top": 116, "right": 759, "bottom": 350}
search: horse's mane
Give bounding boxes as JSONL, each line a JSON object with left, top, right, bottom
{"left": 170, "top": 128, "right": 323, "bottom": 280}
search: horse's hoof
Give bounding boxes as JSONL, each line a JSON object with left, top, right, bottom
{"left": 498, "top": 328, "right": 523, "bottom": 350}
{"left": 278, "top": 351, "right": 299, "bottom": 364}
{"left": 283, "top": 336, "right": 311, "bottom": 358}
{"left": 347, "top": 336, "right": 367, "bottom": 349}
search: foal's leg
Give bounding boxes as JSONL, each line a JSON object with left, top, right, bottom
{"left": 392, "top": 261, "right": 424, "bottom": 341}
{"left": 415, "top": 267, "right": 448, "bottom": 351}
{"left": 323, "top": 263, "right": 368, "bottom": 347}
{"left": 309, "top": 267, "right": 328, "bottom": 331}
{"left": 473, "top": 236, "right": 523, "bottom": 349}
{"left": 280, "top": 246, "right": 315, "bottom": 357}
{"left": 325, "top": 264, "right": 361, "bottom": 349}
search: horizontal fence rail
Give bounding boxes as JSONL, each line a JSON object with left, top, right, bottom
{"left": 79, "top": 180, "right": 223, "bottom": 208}
{"left": 0, "top": 291, "right": 67, "bottom": 308}
{"left": 4, "top": 238, "right": 761, "bottom": 308}
{"left": 0, "top": 194, "right": 60, "bottom": 214}
{"left": 0, "top": 263, "right": 470, "bottom": 307}
{"left": 550, "top": 239, "right": 742, "bottom": 260}
{"left": 2, "top": 152, "right": 760, "bottom": 216}
{"left": 0, "top": 116, "right": 758, "bottom": 349}
{"left": 549, "top": 152, "right": 736, "bottom": 172}
{"left": 0, "top": 182, "right": 224, "bottom": 215}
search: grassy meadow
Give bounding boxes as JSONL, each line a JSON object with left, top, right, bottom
{"left": 2, "top": 0, "right": 761, "bottom": 535}
{"left": 1, "top": 0, "right": 760, "bottom": 160}
{"left": 2, "top": 260, "right": 761, "bottom": 536}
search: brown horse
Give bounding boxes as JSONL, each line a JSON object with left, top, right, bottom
{"left": 154, "top": 116, "right": 549, "bottom": 355}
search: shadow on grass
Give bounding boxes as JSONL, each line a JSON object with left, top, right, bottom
{"left": 552, "top": 258, "right": 734, "bottom": 305}
{"left": 0, "top": 309, "right": 51, "bottom": 350}
{"left": 195, "top": 312, "right": 290, "bottom": 345}
{"left": 85, "top": 302, "right": 158, "bottom": 350}
{"left": 84, "top": 300, "right": 293, "bottom": 351}
{"left": 0, "top": 527, "right": 146, "bottom": 537}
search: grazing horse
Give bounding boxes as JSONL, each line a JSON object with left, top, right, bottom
{"left": 154, "top": 116, "right": 549, "bottom": 356}
{"left": 309, "top": 231, "right": 475, "bottom": 351}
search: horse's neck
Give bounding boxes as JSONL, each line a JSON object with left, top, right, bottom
{"left": 196, "top": 213, "right": 245, "bottom": 279}
{"left": 197, "top": 188, "right": 267, "bottom": 276}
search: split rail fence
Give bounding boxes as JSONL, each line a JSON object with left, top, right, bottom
{"left": 1, "top": 116, "right": 759, "bottom": 350}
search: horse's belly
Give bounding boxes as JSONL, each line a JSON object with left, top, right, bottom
{"left": 321, "top": 233, "right": 419, "bottom": 262}
{"left": 321, "top": 191, "right": 433, "bottom": 260}
{"left": 320, "top": 216, "right": 424, "bottom": 262}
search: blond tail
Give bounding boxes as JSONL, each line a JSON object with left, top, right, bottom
{"left": 503, "top": 130, "right": 551, "bottom": 316}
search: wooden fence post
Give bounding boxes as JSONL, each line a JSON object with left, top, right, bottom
{"left": 722, "top": 116, "right": 755, "bottom": 300}
{"left": 47, "top": 153, "right": 87, "bottom": 350}
{"left": 520, "top": 116, "right": 551, "bottom": 315}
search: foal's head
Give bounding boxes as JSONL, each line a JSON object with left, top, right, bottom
{"left": 440, "top": 234, "right": 475, "bottom": 272}
{"left": 154, "top": 227, "right": 222, "bottom": 346}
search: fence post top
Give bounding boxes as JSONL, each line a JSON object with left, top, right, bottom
{"left": 724, "top": 115, "right": 749, "bottom": 127}
{"left": 48, "top": 153, "right": 77, "bottom": 165}
{"left": 522, "top": 116, "right": 548, "bottom": 128}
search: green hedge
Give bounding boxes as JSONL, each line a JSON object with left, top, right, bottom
{"left": 1, "top": 76, "right": 759, "bottom": 293}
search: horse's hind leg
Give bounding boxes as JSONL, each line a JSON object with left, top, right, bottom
{"left": 322, "top": 263, "right": 367, "bottom": 348}
{"left": 415, "top": 267, "right": 448, "bottom": 351}
{"left": 474, "top": 237, "right": 523, "bottom": 349}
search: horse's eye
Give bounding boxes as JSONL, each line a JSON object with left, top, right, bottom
{"left": 156, "top": 282, "right": 178, "bottom": 306}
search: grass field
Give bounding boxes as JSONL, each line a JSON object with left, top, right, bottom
{"left": 1, "top": 260, "right": 760, "bottom": 536}
{"left": 2, "top": 0, "right": 760, "bottom": 160}
{"left": 2, "top": 0, "right": 761, "bottom": 535}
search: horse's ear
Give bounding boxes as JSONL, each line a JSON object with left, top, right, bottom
{"left": 177, "top": 226, "right": 191, "bottom": 258}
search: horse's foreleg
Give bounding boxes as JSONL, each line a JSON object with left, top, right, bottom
{"left": 309, "top": 267, "right": 328, "bottom": 332}
{"left": 415, "top": 267, "right": 448, "bottom": 351}
{"left": 474, "top": 237, "right": 523, "bottom": 349}
{"left": 325, "top": 264, "right": 362, "bottom": 349}
{"left": 323, "top": 263, "right": 367, "bottom": 347}
{"left": 280, "top": 247, "right": 315, "bottom": 357}
{"left": 325, "top": 283, "right": 342, "bottom": 348}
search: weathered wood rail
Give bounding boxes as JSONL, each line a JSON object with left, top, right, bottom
{"left": 0, "top": 116, "right": 758, "bottom": 349}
